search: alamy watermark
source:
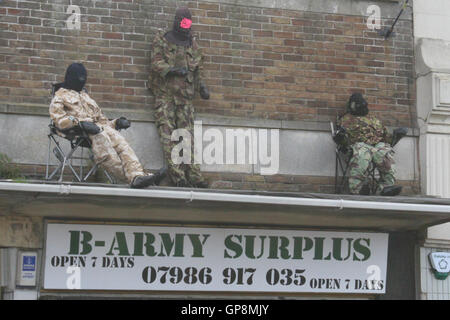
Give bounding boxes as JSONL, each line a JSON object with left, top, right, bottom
{"left": 366, "top": 5, "right": 381, "bottom": 31}
{"left": 366, "top": 264, "right": 383, "bottom": 290}
{"left": 66, "top": 5, "right": 81, "bottom": 30}
{"left": 171, "top": 121, "right": 280, "bottom": 175}
{"left": 66, "top": 266, "right": 81, "bottom": 289}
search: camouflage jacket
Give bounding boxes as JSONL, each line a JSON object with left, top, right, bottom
{"left": 338, "top": 113, "right": 393, "bottom": 147}
{"left": 49, "top": 88, "right": 117, "bottom": 130}
{"left": 149, "top": 30, "right": 203, "bottom": 103}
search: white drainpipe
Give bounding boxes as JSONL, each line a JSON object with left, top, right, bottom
{"left": 0, "top": 182, "right": 449, "bottom": 214}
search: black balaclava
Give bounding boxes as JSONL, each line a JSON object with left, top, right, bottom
{"left": 63, "top": 63, "right": 87, "bottom": 92}
{"left": 164, "top": 7, "right": 193, "bottom": 47}
{"left": 347, "top": 93, "right": 369, "bottom": 116}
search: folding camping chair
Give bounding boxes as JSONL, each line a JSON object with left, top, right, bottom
{"left": 45, "top": 84, "right": 115, "bottom": 184}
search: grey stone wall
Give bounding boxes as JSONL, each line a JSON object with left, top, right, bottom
{"left": 0, "top": 113, "right": 419, "bottom": 181}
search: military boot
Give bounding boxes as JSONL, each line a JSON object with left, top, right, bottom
{"left": 359, "top": 183, "right": 371, "bottom": 196}
{"left": 192, "top": 181, "right": 209, "bottom": 189}
{"left": 176, "top": 180, "right": 192, "bottom": 188}
{"left": 151, "top": 168, "right": 167, "bottom": 186}
{"left": 380, "top": 185, "right": 402, "bottom": 196}
{"left": 131, "top": 168, "right": 167, "bottom": 189}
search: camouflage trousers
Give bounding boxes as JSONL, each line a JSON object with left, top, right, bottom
{"left": 154, "top": 97, "right": 205, "bottom": 186}
{"left": 348, "top": 142, "right": 396, "bottom": 194}
{"left": 90, "top": 125, "right": 146, "bottom": 184}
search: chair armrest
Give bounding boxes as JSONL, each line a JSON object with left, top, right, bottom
{"left": 50, "top": 122, "right": 84, "bottom": 140}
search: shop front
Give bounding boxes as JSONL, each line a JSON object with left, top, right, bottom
{"left": 1, "top": 181, "right": 449, "bottom": 300}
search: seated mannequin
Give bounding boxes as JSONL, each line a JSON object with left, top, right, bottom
{"left": 49, "top": 63, "right": 166, "bottom": 188}
{"left": 333, "top": 93, "right": 407, "bottom": 196}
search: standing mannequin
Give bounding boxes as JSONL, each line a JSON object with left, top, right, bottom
{"left": 149, "top": 7, "right": 210, "bottom": 188}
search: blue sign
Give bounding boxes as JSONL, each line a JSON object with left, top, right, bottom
{"left": 22, "top": 255, "right": 36, "bottom": 272}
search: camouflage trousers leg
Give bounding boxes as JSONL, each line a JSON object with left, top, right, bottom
{"left": 90, "top": 126, "right": 146, "bottom": 184}
{"left": 175, "top": 100, "right": 205, "bottom": 185}
{"left": 154, "top": 98, "right": 189, "bottom": 186}
{"left": 348, "top": 143, "right": 372, "bottom": 194}
{"left": 154, "top": 98, "right": 205, "bottom": 186}
{"left": 372, "top": 142, "right": 396, "bottom": 192}
{"left": 348, "top": 142, "right": 396, "bottom": 194}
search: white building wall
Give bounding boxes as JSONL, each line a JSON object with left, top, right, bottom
{"left": 414, "top": 0, "right": 450, "bottom": 43}
{"left": 414, "top": 0, "right": 450, "bottom": 240}
{"left": 414, "top": 0, "right": 450, "bottom": 300}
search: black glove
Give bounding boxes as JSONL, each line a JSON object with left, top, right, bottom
{"left": 391, "top": 127, "right": 408, "bottom": 147}
{"left": 199, "top": 83, "right": 210, "bottom": 100}
{"left": 167, "top": 67, "right": 188, "bottom": 77}
{"left": 79, "top": 121, "right": 101, "bottom": 135}
{"left": 115, "top": 117, "right": 131, "bottom": 130}
{"left": 333, "top": 127, "right": 348, "bottom": 146}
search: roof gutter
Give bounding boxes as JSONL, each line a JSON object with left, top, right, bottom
{"left": 0, "top": 182, "right": 449, "bottom": 214}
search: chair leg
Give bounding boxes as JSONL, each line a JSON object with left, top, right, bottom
{"left": 53, "top": 140, "right": 83, "bottom": 183}
{"left": 47, "top": 139, "right": 65, "bottom": 181}
{"left": 342, "top": 156, "right": 351, "bottom": 194}
{"left": 46, "top": 135, "right": 64, "bottom": 180}
{"left": 45, "top": 135, "right": 52, "bottom": 180}
{"left": 83, "top": 163, "right": 98, "bottom": 182}
{"left": 58, "top": 158, "right": 66, "bottom": 183}
{"left": 65, "top": 140, "right": 85, "bottom": 182}
{"left": 336, "top": 151, "right": 349, "bottom": 194}
{"left": 335, "top": 152, "right": 339, "bottom": 194}
{"left": 336, "top": 153, "right": 350, "bottom": 194}
{"left": 104, "top": 170, "right": 115, "bottom": 184}
{"left": 83, "top": 150, "right": 115, "bottom": 184}
{"left": 47, "top": 163, "right": 63, "bottom": 181}
{"left": 80, "top": 147, "right": 84, "bottom": 180}
{"left": 47, "top": 134, "right": 118, "bottom": 185}
{"left": 66, "top": 160, "right": 82, "bottom": 182}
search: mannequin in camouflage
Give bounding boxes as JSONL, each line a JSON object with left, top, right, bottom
{"left": 50, "top": 63, "right": 166, "bottom": 188}
{"left": 149, "top": 7, "right": 210, "bottom": 188}
{"left": 334, "top": 93, "right": 408, "bottom": 196}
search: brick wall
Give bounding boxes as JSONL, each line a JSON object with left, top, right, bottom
{"left": 205, "top": 172, "right": 420, "bottom": 195}
{"left": 0, "top": 0, "right": 415, "bottom": 127}
{"left": 16, "top": 162, "right": 420, "bottom": 195}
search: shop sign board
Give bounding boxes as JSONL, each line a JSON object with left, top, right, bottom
{"left": 44, "top": 223, "right": 388, "bottom": 294}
